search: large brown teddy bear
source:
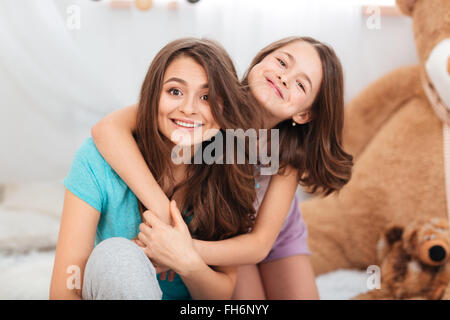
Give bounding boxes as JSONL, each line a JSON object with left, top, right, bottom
{"left": 301, "top": 0, "right": 450, "bottom": 299}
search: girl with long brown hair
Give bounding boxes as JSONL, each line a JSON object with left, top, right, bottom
{"left": 91, "top": 36, "right": 353, "bottom": 299}
{"left": 50, "top": 38, "right": 260, "bottom": 300}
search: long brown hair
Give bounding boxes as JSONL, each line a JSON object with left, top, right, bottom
{"left": 135, "top": 38, "right": 260, "bottom": 240}
{"left": 242, "top": 36, "right": 353, "bottom": 196}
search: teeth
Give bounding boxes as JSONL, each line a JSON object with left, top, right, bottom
{"left": 174, "top": 120, "right": 202, "bottom": 128}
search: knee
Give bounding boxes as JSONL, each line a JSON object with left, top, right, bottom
{"left": 93, "top": 237, "right": 141, "bottom": 259}
{"left": 82, "top": 237, "right": 161, "bottom": 300}
{"left": 84, "top": 237, "right": 150, "bottom": 278}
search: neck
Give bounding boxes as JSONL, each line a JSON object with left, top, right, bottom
{"left": 263, "top": 114, "right": 283, "bottom": 130}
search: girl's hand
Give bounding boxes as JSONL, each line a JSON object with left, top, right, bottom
{"left": 132, "top": 238, "right": 171, "bottom": 274}
{"left": 137, "top": 200, "right": 203, "bottom": 276}
{"left": 134, "top": 228, "right": 174, "bottom": 280}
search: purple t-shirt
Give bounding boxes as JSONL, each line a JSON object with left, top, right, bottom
{"left": 253, "top": 167, "right": 311, "bottom": 263}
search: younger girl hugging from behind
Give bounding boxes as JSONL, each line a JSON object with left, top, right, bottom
{"left": 50, "top": 38, "right": 261, "bottom": 300}
{"left": 91, "top": 36, "right": 353, "bottom": 299}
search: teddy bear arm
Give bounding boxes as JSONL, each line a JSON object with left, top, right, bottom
{"left": 342, "top": 65, "right": 422, "bottom": 160}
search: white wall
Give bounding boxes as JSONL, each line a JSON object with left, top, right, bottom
{"left": 0, "top": 0, "right": 418, "bottom": 183}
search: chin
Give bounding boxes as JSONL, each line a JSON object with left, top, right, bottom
{"left": 252, "top": 89, "right": 270, "bottom": 108}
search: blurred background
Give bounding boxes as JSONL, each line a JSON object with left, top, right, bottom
{"left": 0, "top": 0, "right": 418, "bottom": 299}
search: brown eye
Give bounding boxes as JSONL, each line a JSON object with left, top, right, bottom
{"left": 277, "top": 58, "right": 286, "bottom": 68}
{"left": 169, "top": 88, "right": 182, "bottom": 96}
{"left": 200, "top": 94, "right": 208, "bottom": 101}
{"left": 297, "top": 82, "right": 305, "bottom": 92}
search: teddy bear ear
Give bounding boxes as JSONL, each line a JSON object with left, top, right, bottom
{"left": 385, "top": 225, "right": 404, "bottom": 245}
{"left": 396, "top": 0, "right": 417, "bottom": 16}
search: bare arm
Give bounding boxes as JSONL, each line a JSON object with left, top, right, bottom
{"left": 49, "top": 190, "right": 100, "bottom": 299}
{"left": 181, "top": 264, "right": 237, "bottom": 300}
{"left": 91, "top": 104, "right": 171, "bottom": 225}
{"left": 194, "top": 167, "right": 299, "bottom": 266}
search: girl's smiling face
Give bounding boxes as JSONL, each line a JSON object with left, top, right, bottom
{"left": 248, "top": 40, "right": 323, "bottom": 127}
{"left": 158, "top": 55, "right": 220, "bottom": 146}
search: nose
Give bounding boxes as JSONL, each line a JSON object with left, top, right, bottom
{"left": 429, "top": 245, "right": 447, "bottom": 262}
{"left": 178, "top": 95, "right": 198, "bottom": 115}
{"left": 419, "top": 239, "right": 449, "bottom": 266}
{"left": 277, "top": 75, "right": 288, "bottom": 88}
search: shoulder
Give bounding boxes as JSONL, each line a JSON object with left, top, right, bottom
{"left": 64, "top": 137, "right": 111, "bottom": 212}
{"left": 74, "top": 137, "right": 105, "bottom": 164}
{"left": 269, "top": 165, "right": 299, "bottom": 188}
{"left": 65, "top": 137, "right": 115, "bottom": 191}
{"left": 70, "top": 137, "right": 130, "bottom": 191}
{"left": 71, "top": 137, "right": 113, "bottom": 175}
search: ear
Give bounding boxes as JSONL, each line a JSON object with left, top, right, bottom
{"left": 292, "top": 110, "right": 313, "bottom": 125}
{"left": 378, "top": 225, "right": 404, "bottom": 261}
{"left": 385, "top": 225, "right": 404, "bottom": 245}
{"left": 396, "top": 0, "right": 417, "bottom": 16}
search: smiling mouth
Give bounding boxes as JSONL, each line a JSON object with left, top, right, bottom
{"left": 171, "top": 118, "right": 204, "bottom": 129}
{"left": 266, "top": 78, "right": 283, "bottom": 99}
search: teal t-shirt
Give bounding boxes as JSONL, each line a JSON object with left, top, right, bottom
{"left": 63, "top": 137, "right": 191, "bottom": 300}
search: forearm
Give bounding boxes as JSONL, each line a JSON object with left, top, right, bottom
{"left": 181, "top": 263, "right": 236, "bottom": 300}
{"left": 92, "top": 120, "right": 171, "bottom": 224}
{"left": 49, "top": 290, "right": 82, "bottom": 300}
{"left": 193, "top": 231, "right": 270, "bottom": 266}
{"left": 193, "top": 174, "right": 298, "bottom": 267}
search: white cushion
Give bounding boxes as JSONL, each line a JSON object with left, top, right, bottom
{"left": 1, "top": 180, "right": 65, "bottom": 219}
{"left": 0, "top": 250, "right": 55, "bottom": 300}
{"left": 316, "top": 269, "right": 369, "bottom": 300}
{"left": 0, "top": 206, "right": 60, "bottom": 254}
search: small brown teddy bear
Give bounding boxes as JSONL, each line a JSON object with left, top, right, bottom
{"left": 354, "top": 218, "right": 450, "bottom": 300}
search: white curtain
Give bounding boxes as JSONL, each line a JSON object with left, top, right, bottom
{"left": 0, "top": 0, "right": 418, "bottom": 183}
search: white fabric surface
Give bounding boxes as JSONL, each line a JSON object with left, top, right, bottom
{"left": 1, "top": 180, "right": 65, "bottom": 219}
{"left": 0, "top": 251, "right": 56, "bottom": 300}
{"left": 0, "top": 207, "right": 60, "bottom": 254}
{"left": 0, "top": 180, "right": 64, "bottom": 253}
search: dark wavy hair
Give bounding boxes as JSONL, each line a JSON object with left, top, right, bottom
{"left": 242, "top": 36, "right": 353, "bottom": 196}
{"left": 135, "top": 38, "right": 261, "bottom": 240}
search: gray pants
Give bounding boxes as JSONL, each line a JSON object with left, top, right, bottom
{"left": 82, "top": 237, "right": 163, "bottom": 300}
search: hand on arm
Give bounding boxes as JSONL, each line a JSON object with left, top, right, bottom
{"left": 137, "top": 200, "right": 236, "bottom": 299}
{"left": 194, "top": 167, "right": 300, "bottom": 266}
{"left": 91, "top": 104, "right": 172, "bottom": 225}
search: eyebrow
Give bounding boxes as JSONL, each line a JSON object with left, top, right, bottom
{"left": 281, "top": 51, "right": 313, "bottom": 91}
{"left": 164, "top": 77, "right": 208, "bottom": 89}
